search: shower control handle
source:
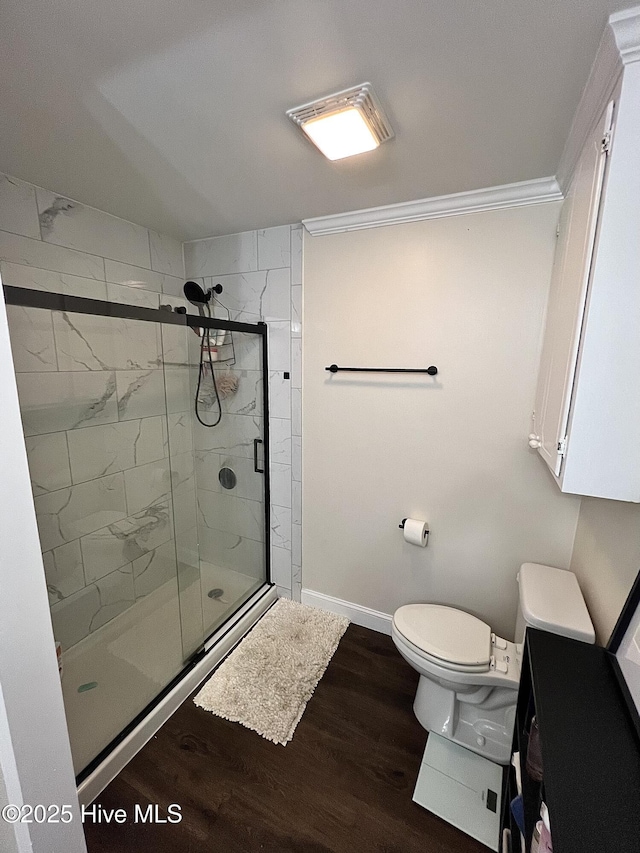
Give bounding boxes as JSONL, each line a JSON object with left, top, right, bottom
{"left": 254, "top": 438, "right": 264, "bottom": 474}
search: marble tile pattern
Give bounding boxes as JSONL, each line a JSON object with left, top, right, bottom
{"left": 0, "top": 171, "right": 185, "bottom": 313}
{"left": 0, "top": 174, "right": 41, "bottom": 238}
{"left": 16, "top": 371, "right": 119, "bottom": 435}
{"left": 149, "top": 230, "right": 184, "bottom": 278}
{"left": 184, "top": 224, "right": 302, "bottom": 599}
{"left": 3, "top": 169, "right": 304, "bottom": 641}
{"left": 66, "top": 416, "right": 166, "bottom": 483}
{"left": 0, "top": 261, "right": 108, "bottom": 300}
{"left": 0, "top": 170, "right": 194, "bottom": 649}
{"left": 36, "top": 188, "right": 151, "bottom": 268}
{"left": 184, "top": 231, "right": 257, "bottom": 278}
{"left": 5, "top": 305, "right": 58, "bottom": 372}
{"left": 132, "top": 540, "right": 179, "bottom": 599}
{"left": 81, "top": 501, "right": 172, "bottom": 583}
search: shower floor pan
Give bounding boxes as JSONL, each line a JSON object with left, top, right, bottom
{"left": 61, "top": 562, "right": 258, "bottom": 775}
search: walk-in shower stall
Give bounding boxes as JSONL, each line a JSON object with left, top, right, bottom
{"left": 3, "top": 284, "right": 272, "bottom": 784}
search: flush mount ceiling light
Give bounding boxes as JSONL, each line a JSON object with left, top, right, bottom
{"left": 286, "top": 83, "right": 394, "bottom": 161}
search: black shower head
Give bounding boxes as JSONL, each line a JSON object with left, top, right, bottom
{"left": 183, "top": 281, "right": 212, "bottom": 317}
{"left": 184, "top": 281, "right": 211, "bottom": 307}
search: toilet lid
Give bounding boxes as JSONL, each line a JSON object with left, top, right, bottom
{"left": 393, "top": 604, "right": 492, "bottom": 667}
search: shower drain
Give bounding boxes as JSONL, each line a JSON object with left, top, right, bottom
{"left": 207, "top": 588, "right": 225, "bottom": 600}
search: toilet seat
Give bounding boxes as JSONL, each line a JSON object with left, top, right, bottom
{"left": 392, "top": 625, "right": 520, "bottom": 689}
{"left": 393, "top": 604, "right": 492, "bottom": 669}
{"left": 393, "top": 630, "right": 491, "bottom": 674}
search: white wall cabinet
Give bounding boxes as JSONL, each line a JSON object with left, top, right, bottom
{"left": 532, "top": 64, "right": 640, "bottom": 502}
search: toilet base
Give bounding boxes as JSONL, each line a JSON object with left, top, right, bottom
{"left": 413, "top": 675, "right": 516, "bottom": 764}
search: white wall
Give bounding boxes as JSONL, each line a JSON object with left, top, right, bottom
{"left": 302, "top": 203, "right": 582, "bottom": 640}
{"left": 570, "top": 499, "right": 640, "bottom": 644}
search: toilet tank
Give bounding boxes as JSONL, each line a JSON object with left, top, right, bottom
{"left": 515, "top": 562, "right": 595, "bottom": 644}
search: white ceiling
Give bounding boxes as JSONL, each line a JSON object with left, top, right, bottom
{"left": 0, "top": 0, "right": 630, "bottom": 240}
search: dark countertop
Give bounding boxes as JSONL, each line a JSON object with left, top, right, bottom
{"left": 527, "top": 628, "right": 640, "bottom": 852}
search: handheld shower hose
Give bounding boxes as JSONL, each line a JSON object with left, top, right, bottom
{"left": 183, "top": 281, "right": 223, "bottom": 428}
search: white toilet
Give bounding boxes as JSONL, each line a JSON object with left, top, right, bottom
{"left": 392, "top": 562, "right": 595, "bottom": 764}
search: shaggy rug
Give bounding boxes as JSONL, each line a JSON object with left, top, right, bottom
{"left": 193, "top": 598, "right": 349, "bottom": 745}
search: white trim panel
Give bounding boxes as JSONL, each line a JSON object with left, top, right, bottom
{"left": 302, "top": 177, "right": 562, "bottom": 236}
{"left": 302, "top": 589, "right": 392, "bottom": 635}
{"left": 78, "top": 584, "right": 277, "bottom": 806}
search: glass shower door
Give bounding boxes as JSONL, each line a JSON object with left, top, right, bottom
{"left": 4, "top": 286, "right": 270, "bottom": 781}
{"left": 175, "top": 317, "right": 270, "bottom": 651}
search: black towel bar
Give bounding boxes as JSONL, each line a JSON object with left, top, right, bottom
{"left": 325, "top": 364, "right": 438, "bottom": 376}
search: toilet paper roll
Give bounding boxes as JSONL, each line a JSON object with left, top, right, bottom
{"left": 403, "top": 518, "right": 429, "bottom": 547}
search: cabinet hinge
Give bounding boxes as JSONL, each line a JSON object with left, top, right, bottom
{"left": 557, "top": 436, "right": 567, "bottom": 457}
{"left": 601, "top": 131, "right": 612, "bottom": 154}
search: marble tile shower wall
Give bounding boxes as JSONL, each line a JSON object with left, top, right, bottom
{"left": 0, "top": 172, "right": 195, "bottom": 650}
{"left": 184, "top": 225, "right": 302, "bottom": 600}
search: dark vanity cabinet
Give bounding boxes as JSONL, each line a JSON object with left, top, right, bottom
{"left": 500, "top": 628, "right": 640, "bottom": 852}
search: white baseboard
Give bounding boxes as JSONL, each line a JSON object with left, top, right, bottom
{"left": 301, "top": 588, "right": 393, "bottom": 636}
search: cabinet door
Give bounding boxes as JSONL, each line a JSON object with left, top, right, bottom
{"left": 533, "top": 101, "right": 613, "bottom": 476}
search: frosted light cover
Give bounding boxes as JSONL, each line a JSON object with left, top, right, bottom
{"left": 301, "top": 108, "right": 379, "bottom": 161}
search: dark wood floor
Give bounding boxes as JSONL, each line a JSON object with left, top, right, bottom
{"left": 84, "top": 624, "right": 487, "bottom": 853}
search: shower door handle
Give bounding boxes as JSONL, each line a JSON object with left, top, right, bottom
{"left": 253, "top": 438, "right": 264, "bottom": 474}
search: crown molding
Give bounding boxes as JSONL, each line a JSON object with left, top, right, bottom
{"left": 556, "top": 25, "right": 623, "bottom": 193}
{"left": 556, "top": 6, "right": 640, "bottom": 193}
{"left": 302, "top": 177, "right": 562, "bottom": 236}
{"left": 610, "top": 5, "right": 640, "bottom": 65}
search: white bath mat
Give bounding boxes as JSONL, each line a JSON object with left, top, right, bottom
{"left": 193, "top": 598, "right": 349, "bottom": 745}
